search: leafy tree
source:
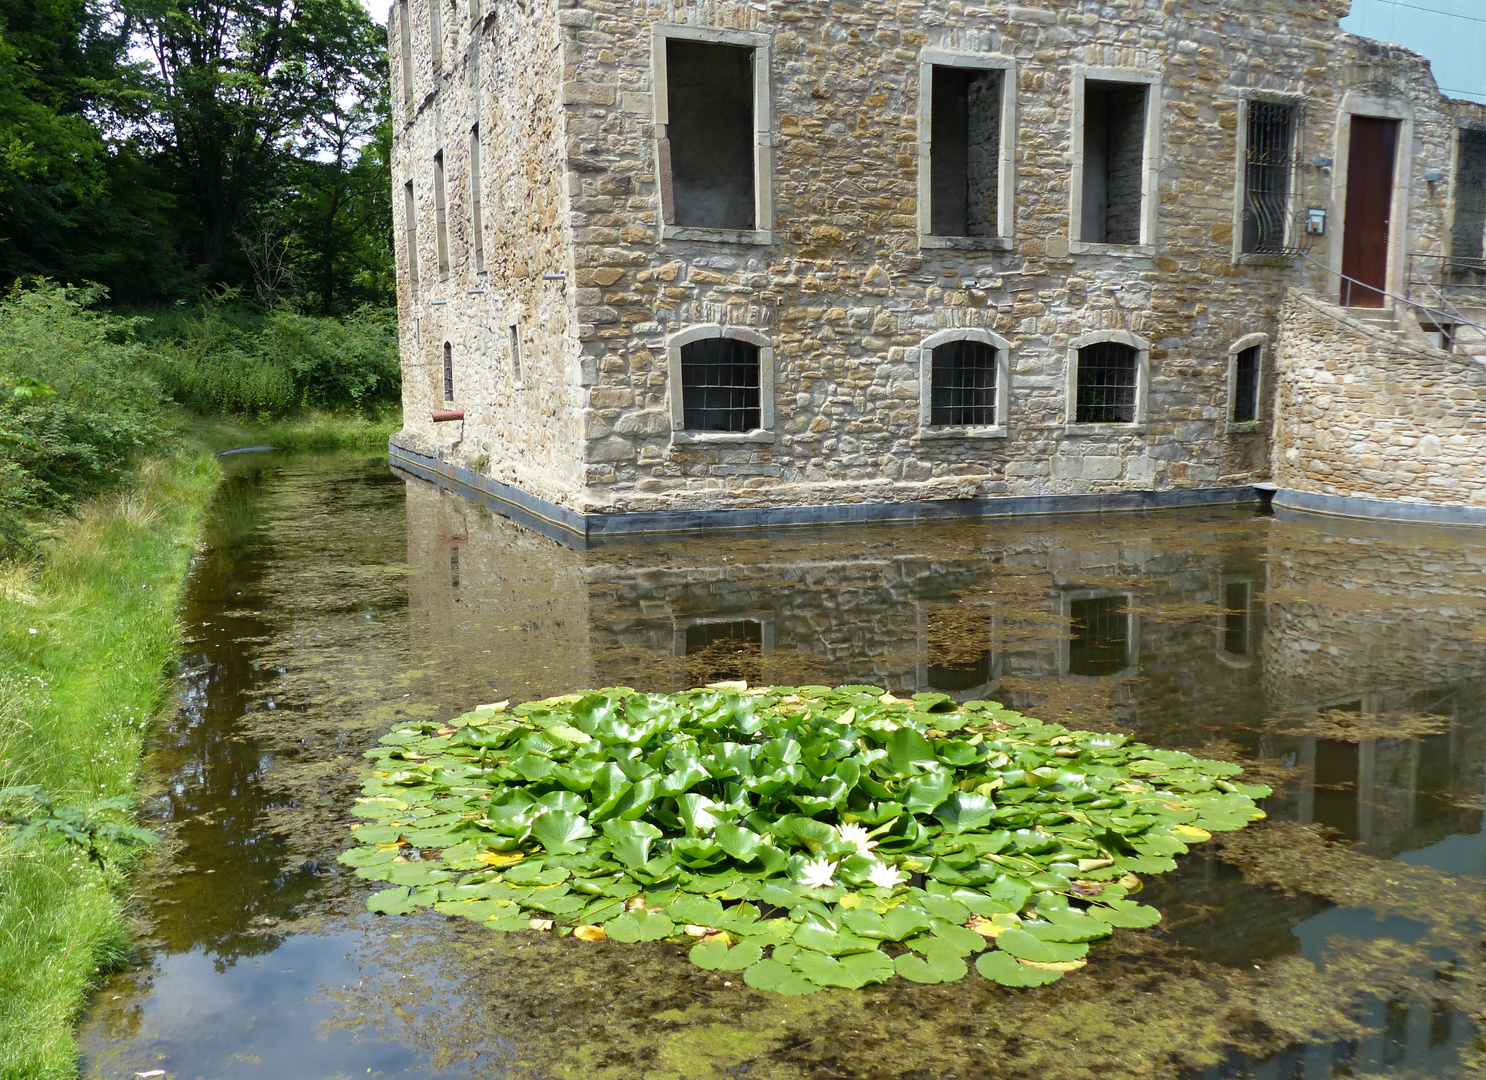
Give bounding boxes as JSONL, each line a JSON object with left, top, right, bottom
{"left": 0, "top": 0, "right": 174, "bottom": 296}
{"left": 124, "top": 0, "right": 389, "bottom": 283}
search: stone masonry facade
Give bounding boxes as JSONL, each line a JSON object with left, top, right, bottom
{"left": 388, "top": 0, "right": 1486, "bottom": 535}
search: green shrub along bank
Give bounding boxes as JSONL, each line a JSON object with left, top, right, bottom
{"left": 0, "top": 282, "right": 173, "bottom": 554}
{"left": 140, "top": 300, "right": 400, "bottom": 418}
{"left": 0, "top": 450, "right": 220, "bottom": 1080}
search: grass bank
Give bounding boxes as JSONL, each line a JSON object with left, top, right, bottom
{"left": 192, "top": 406, "right": 401, "bottom": 455}
{"left": 0, "top": 447, "right": 220, "bottom": 1080}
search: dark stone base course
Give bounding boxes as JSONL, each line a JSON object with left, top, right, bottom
{"left": 391, "top": 439, "right": 1267, "bottom": 549}
{"left": 1273, "top": 488, "right": 1486, "bottom": 530}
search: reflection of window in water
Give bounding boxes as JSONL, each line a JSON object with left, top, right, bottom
{"left": 1222, "top": 580, "right": 1251, "bottom": 657}
{"left": 1311, "top": 739, "right": 1360, "bottom": 841}
{"left": 1068, "top": 596, "right": 1128, "bottom": 676}
{"left": 925, "top": 606, "right": 995, "bottom": 692}
{"left": 449, "top": 547, "right": 460, "bottom": 590}
{"left": 684, "top": 620, "right": 763, "bottom": 686}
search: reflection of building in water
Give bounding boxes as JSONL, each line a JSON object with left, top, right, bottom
{"left": 1259, "top": 524, "right": 1486, "bottom": 860}
{"left": 405, "top": 475, "right": 1486, "bottom": 863}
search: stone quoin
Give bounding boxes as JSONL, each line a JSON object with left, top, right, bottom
{"left": 387, "top": 0, "right": 1486, "bottom": 546}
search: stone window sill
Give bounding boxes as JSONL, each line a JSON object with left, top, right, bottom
{"left": 1234, "top": 251, "right": 1298, "bottom": 267}
{"left": 1069, "top": 241, "right": 1155, "bottom": 259}
{"left": 917, "top": 235, "right": 1012, "bottom": 252}
{"left": 1063, "top": 423, "right": 1146, "bottom": 436}
{"left": 1225, "top": 421, "right": 1264, "bottom": 435}
{"left": 671, "top": 429, "right": 776, "bottom": 445}
{"left": 916, "top": 426, "right": 1007, "bottom": 441}
{"left": 662, "top": 225, "right": 772, "bottom": 245}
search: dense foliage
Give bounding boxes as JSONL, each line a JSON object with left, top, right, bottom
{"left": 0, "top": 0, "right": 392, "bottom": 311}
{"left": 344, "top": 685, "right": 1271, "bottom": 994}
{"left": 0, "top": 281, "right": 170, "bottom": 549}
{"left": 142, "top": 301, "right": 400, "bottom": 416}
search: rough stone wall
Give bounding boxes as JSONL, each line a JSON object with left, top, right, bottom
{"left": 390, "top": 0, "right": 586, "bottom": 509}
{"left": 1273, "top": 290, "right": 1486, "bottom": 507}
{"left": 393, "top": 0, "right": 1486, "bottom": 519}
{"left": 553, "top": 0, "right": 1472, "bottom": 516}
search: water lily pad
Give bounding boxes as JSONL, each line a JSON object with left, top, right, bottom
{"left": 604, "top": 909, "right": 675, "bottom": 943}
{"left": 894, "top": 947, "right": 968, "bottom": 984}
{"left": 346, "top": 684, "right": 1270, "bottom": 996}
{"left": 366, "top": 887, "right": 420, "bottom": 915}
{"left": 975, "top": 949, "right": 1064, "bottom": 987}
{"left": 743, "top": 958, "right": 818, "bottom": 995}
{"left": 993, "top": 928, "right": 1090, "bottom": 964}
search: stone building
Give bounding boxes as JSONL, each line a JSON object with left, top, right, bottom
{"left": 386, "top": 0, "right": 1486, "bottom": 545}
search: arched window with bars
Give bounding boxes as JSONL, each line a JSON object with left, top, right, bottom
{"left": 1067, "top": 331, "right": 1148, "bottom": 427}
{"left": 919, "top": 328, "right": 1010, "bottom": 436}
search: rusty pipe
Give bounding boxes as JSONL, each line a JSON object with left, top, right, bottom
{"left": 431, "top": 409, "right": 465, "bottom": 422}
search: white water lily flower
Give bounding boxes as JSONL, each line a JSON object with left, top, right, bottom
{"left": 835, "top": 822, "right": 877, "bottom": 855}
{"left": 866, "top": 861, "right": 908, "bottom": 890}
{"left": 798, "top": 857, "right": 839, "bottom": 889}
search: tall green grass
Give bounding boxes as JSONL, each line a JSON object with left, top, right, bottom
{"left": 0, "top": 450, "right": 220, "bottom": 1080}
{"left": 142, "top": 301, "right": 399, "bottom": 417}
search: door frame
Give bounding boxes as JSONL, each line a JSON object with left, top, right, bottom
{"left": 1328, "top": 91, "right": 1414, "bottom": 308}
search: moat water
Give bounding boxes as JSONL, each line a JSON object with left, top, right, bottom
{"left": 77, "top": 451, "right": 1486, "bottom": 1079}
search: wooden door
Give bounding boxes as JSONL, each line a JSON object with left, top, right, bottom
{"left": 1340, "top": 116, "right": 1399, "bottom": 308}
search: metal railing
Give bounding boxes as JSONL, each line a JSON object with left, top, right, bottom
{"left": 1298, "top": 250, "right": 1486, "bottom": 348}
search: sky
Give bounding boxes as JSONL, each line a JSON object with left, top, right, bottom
{"left": 1341, "top": 0, "right": 1486, "bottom": 102}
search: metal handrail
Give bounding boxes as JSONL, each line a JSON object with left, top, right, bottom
{"left": 1298, "top": 251, "right": 1486, "bottom": 345}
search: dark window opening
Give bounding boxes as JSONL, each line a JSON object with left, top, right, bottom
{"left": 449, "top": 547, "right": 460, "bottom": 589}
{"left": 1419, "top": 322, "right": 1457, "bottom": 353}
{"left": 1242, "top": 101, "right": 1296, "bottom": 254}
{"left": 1080, "top": 81, "right": 1148, "bottom": 245}
{"left": 403, "top": 180, "right": 419, "bottom": 287}
{"left": 1452, "top": 129, "right": 1486, "bottom": 265}
{"left": 1068, "top": 596, "right": 1128, "bottom": 677}
{"left": 930, "top": 339, "right": 998, "bottom": 426}
{"left": 665, "top": 40, "right": 755, "bottom": 230}
{"left": 681, "top": 337, "right": 760, "bottom": 432}
{"left": 509, "top": 324, "right": 521, "bottom": 382}
{"left": 469, "top": 125, "right": 484, "bottom": 273}
{"left": 433, "top": 151, "right": 449, "bottom": 274}
{"left": 1233, "top": 345, "right": 1260, "bottom": 422}
{"left": 442, "top": 342, "right": 453, "bottom": 401}
{"left": 398, "top": 0, "right": 413, "bottom": 104}
{"left": 1075, "top": 341, "right": 1138, "bottom": 424}
{"left": 684, "top": 620, "right": 763, "bottom": 686}
{"left": 1222, "top": 580, "right": 1251, "bottom": 657}
{"left": 929, "top": 67, "right": 1002, "bottom": 237}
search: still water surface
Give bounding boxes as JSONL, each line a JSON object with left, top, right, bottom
{"left": 78, "top": 451, "right": 1486, "bottom": 1079}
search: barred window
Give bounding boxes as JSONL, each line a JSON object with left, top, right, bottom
{"left": 1242, "top": 101, "right": 1296, "bottom": 254}
{"left": 1232, "top": 345, "right": 1260, "bottom": 422}
{"left": 1075, "top": 341, "right": 1138, "bottom": 424}
{"left": 442, "top": 342, "right": 454, "bottom": 401}
{"left": 681, "top": 338, "right": 760, "bottom": 432}
{"left": 930, "top": 339, "right": 998, "bottom": 426}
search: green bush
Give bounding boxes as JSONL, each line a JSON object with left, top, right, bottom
{"left": 0, "top": 282, "right": 171, "bottom": 550}
{"left": 147, "top": 301, "right": 399, "bottom": 416}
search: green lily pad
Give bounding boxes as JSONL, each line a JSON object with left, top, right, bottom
{"left": 743, "top": 958, "right": 818, "bottom": 995}
{"left": 346, "top": 684, "right": 1271, "bottom": 996}
{"left": 993, "top": 929, "right": 1090, "bottom": 964}
{"left": 366, "top": 887, "right": 420, "bottom": 915}
{"left": 604, "top": 909, "right": 675, "bottom": 943}
{"left": 894, "top": 947, "right": 968, "bottom": 984}
{"left": 976, "top": 949, "right": 1064, "bottom": 987}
